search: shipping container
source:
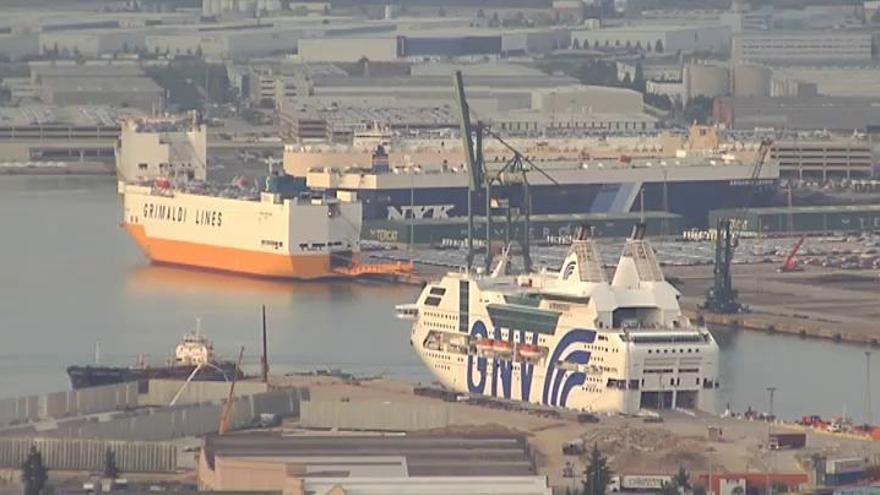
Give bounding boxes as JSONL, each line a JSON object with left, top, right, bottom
{"left": 825, "top": 471, "right": 865, "bottom": 487}
{"left": 827, "top": 457, "right": 867, "bottom": 475}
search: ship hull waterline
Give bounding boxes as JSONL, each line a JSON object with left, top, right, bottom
{"left": 124, "top": 223, "right": 342, "bottom": 280}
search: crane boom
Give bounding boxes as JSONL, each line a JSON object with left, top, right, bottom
{"left": 218, "top": 346, "right": 245, "bottom": 435}
{"left": 779, "top": 235, "right": 807, "bottom": 272}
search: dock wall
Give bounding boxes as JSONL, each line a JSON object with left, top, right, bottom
{"left": 0, "top": 437, "right": 177, "bottom": 472}
{"left": 22, "top": 388, "right": 306, "bottom": 441}
{"left": 299, "top": 399, "right": 492, "bottom": 431}
{"left": 138, "top": 380, "right": 269, "bottom": 407}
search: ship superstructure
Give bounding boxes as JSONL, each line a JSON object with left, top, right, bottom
{"left": 116, "top": 113, "right": 207, "bottom": 182}
{"left": 399, "top": 227, "right": 719, "bottom": 414}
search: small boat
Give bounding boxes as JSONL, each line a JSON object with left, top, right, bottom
{"left": 66, "top": 325, "right": 243, "bottom": 390}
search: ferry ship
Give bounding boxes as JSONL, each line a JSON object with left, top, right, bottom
{"left": 397, "top": 226, "right": 720, "bottom": 414}
{"left": 67, "top": 327, "right": 242, "bottom": 390}
{"left": 120, "top": 175, "right": 363, "bottom": 279}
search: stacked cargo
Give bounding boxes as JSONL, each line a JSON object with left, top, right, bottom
{"left": 824, "top": 457, "right": 866, "bottom": 487}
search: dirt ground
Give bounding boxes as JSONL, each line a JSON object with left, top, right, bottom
{"left": 275, "top": 376, "right": 880, "bottom": 489}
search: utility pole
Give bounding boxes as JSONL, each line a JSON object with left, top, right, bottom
{"left": 766, "top": 386, "right": 777, "bottom": 495}
{"left": 865, "top": 351, "right": 872, "bottom": 425}
{"left": 260, "top": 305, "right": 269, "bottom": 384}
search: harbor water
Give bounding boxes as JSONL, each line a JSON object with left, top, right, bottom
{"left": 0, "top": 176, "right": 877, "bottom": 423}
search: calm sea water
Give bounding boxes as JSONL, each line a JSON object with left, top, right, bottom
{"left": 0, "top": 176, "right": 877, "bottom": 423}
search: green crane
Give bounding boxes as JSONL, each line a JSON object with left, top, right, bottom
{"left": 702, "top": 139, "right": 773, "bottom": 314}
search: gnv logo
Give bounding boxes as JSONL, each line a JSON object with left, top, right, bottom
{"left": 387, "top": 204, "right": 455, "bottom": 220}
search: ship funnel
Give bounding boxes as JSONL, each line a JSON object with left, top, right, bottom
{"left": 612, "top": 231, "right": 664, "bottom": 287}
{"left": 559, "top": 225, "right": 606, "bottom": 283}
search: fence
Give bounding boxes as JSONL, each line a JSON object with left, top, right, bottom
{"left": 0, "top": 383, "right": 138, "bottom": 428}
{"left": 0, "top": 436, "right": 177, "bottom": 473}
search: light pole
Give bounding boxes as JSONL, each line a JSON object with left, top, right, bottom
{"left": 765, "top": 386, "right": 777, "bottom": 495}
{"left": 865, "top": 351, "right": 872, "bottom": 425}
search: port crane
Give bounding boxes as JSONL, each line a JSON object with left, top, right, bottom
{"left": 702, "top": 139, "right": 773, "bottom": 314}
{"left": 778, "top": 235, "right": 807, "bottom": 272}
{"left": 453, "top": 70, "right": 558, "bottom": 274}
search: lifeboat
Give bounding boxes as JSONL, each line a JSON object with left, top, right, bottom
{"left": 475, "top": 338, "right": 495, "bottom": 353}
{"left": 493, "top": 340, "right": 514, "bottom": 355}
{"left": 517, "top": 344, "right": 544, "bottom": 359}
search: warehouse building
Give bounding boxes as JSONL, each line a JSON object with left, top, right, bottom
{"left": 145, "top": 27, "right": 302, "bottom": 59}
{"left": 298, "top": 37, "right": 402, "bottom": 62}
{"left": 572, "top": 24, "right": 731, "bottom": 55}
{"left": 198, "top": 433, "right": 550, "bottom": 495}
{"left": 0, "top": 105, "right": 138, "bottom": 162}
{"left": 732, "top": 31, "right": 874, "bottom": 64}
{"left": 531, "top": 85, "right": 644, "bottom": 114}
{"left": 714, "top": 96, "right": 880, "bottom": 132}
{"left": 38, "top": 29, "right": 148, "bottom": 58}
{"left": 40, "top": 76, "right": 164, "bottom": 112}
{"left": 0, "top": 32, "right": 40, "bottom": 61}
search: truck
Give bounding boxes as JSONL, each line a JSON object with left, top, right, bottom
{"left": 769, "top": 432, "right": 806, "bottom": 450}
{"left": 608, "top": 475, "right": 673, "bottom": 492}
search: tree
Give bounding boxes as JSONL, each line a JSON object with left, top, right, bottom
{"left": 21, "top": 445, "right": 48, "bottom": 495}
{"left": 683, "top": 95, "right": 714, "bottom": 125}
{"left": 572, "top": 38, "right": 581, "bottom": 49}
{"left": 488, "top": 12, "right": 501, "bottom": 28}
{"left": 103, "top": 447, "right": 119, "bottom": 479}
{"left": 673, "top": 466, "right": 691, "bottom": 491}
{"left": 621, "top": 72, "right": 632, "bottom": 88}
{"left": 582, "top": 443, "right": 613, "bottom": 495}
{"left": 633, "top": 62, "right": 646, "bottom": 93}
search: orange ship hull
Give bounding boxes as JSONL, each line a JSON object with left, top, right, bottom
{"left": 124, "top": 223, "right": 335, "bottom": 279}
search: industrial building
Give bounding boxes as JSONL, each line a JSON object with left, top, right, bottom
{"left": 38, "top": 29, "right": 148, "bottom": 57}
{"left": 39, "top": 76, "right": 164, "bottom": 112}
{"left": 197, "top": 433, "right": 550, "bottom": 494}
{"left": 531, "top": 85, "right": 643, "bottom": 114}
{"left": 0, "top": 32, "right": 40, "bottom": 60}
{"left": 732, "top": 31, "right": 875, "bottom": 64}
{"left": 298, "top": 37, "right": 403, "bottom": 63}
{"left": 297, "top": 27, "right": 572, "bottom": 63}
{"left": 771, "top": 139, "right": 875, "bottom": 179}
{"left": 714, "top": 96, "right": 880, "bottom": 131}
{"left": 0, "top": 105, "right": 137, "bottom": 162}
{"left": 572, "top": 24, "right": 732, "bottom": 55}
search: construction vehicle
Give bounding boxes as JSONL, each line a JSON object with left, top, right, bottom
{"left": 702, "top": 139, "right": 773, "bottom": 314}
{"left": 778, "top": 235, "right": 807, "bottom": 272}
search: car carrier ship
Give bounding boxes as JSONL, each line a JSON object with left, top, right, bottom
{"left": 120, "top": 175, "right": 368, "bottom": 279}
{"left": 295, "top": 131, "right": 779, "bottom": 243}
{"left": 397, "top": 226, "right": 720, "bottom": 414}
